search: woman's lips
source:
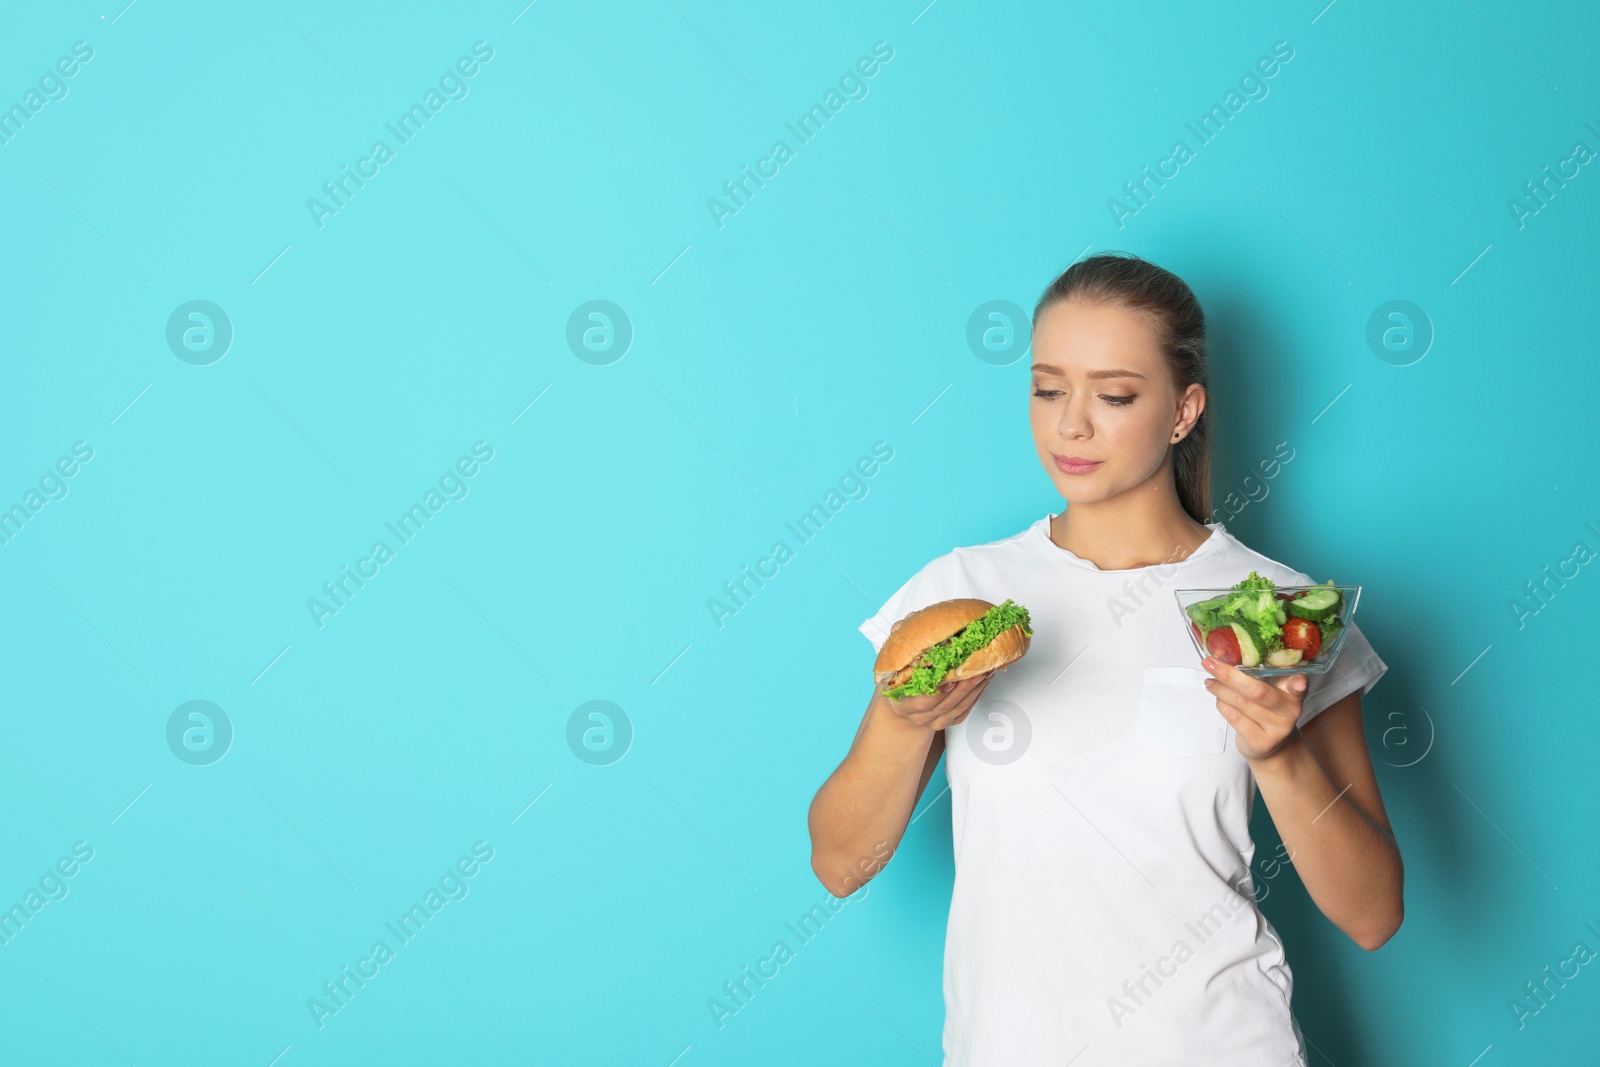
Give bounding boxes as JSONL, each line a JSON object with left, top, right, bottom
{"left": 1054, "top": 455, "right": 1102, "bottom": 475}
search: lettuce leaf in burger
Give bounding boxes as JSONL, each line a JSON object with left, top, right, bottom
{"left": 874, "top": 598, "right": 1033, "bottom": 700}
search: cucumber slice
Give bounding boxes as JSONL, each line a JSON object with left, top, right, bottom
{"left": 1286, "top": 587, "right": 1340, "bottom": 622}
{"left": 1266, "top": 648, "right": 1303, "bottom": 668}
{"left": 1229, "top": 622, "right": 1262, "bottom": 668}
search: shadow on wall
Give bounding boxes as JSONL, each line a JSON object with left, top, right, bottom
{"left": 1200, "top": 287, "right": 1296, "bottom": 534}
{"left": 1255, "top": 668, "right": 1479, "bottom": 1067}
{"left": 1202, "top": 268, "right": 1488, "bottom": 1064}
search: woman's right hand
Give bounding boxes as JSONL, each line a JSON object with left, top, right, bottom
{"left": 878, "top": 671, "right": 996, "bottom": 732}
{"left": 810, "top": 670, "right": 997, "bottom": 896}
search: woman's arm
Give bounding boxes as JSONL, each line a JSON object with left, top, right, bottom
{"left": 1203, "top": 661, "right": 1404, "bottom": 950}
{"left": 807, "top": 677, "right": 990, "bottom": 898}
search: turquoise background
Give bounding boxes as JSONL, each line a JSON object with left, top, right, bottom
{"left": 1, "top": 0, "right": 1596, "bottom": 1063}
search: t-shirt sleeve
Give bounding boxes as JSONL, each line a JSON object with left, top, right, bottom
{"left": 1297, "top": 617, "right": 1387, "bottom": 729}
{"left": 858, "top": 556, "right": 949, "bottom": 657}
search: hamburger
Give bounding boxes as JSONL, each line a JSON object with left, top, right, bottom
{"left": 874, "top": 598, "right": 1033, "bottom": 700}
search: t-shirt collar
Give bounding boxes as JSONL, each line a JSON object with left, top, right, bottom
{"left": 1032, "top": 512, "right": 1228, "bottom": 574}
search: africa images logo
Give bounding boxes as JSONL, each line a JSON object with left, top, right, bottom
{"left": 1107, "top": 40, "right": 1295, "bottom": 229}
{"left": 306, "top": 441, "right": 494, "bottom": 629}
{"left": 706, "top": 41, "right": 895, "bottom": 229}
{"left": 1105, "top": 877, "right": 1257, "bottom": 1029}
{"left": 707, "top": 442, "right": 893, "bottom": 629}
{"left": 306, "top": 842, "right": 495, "bottom": 1030}
{"left": 306, "top": 42, "right": 495, "bottom": 230}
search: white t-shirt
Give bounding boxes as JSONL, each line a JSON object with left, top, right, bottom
{"left": 858, "top": 514, "right": 1388, "bottom": 1067}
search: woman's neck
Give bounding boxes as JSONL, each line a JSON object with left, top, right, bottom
{"left": 1049, "top": 478, "right": 1211, "bottom": 570}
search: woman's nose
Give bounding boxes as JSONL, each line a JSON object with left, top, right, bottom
{"left": 1057, "top": 399, "right": 1091, "bottom": 438}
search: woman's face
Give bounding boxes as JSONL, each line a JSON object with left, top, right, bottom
{"left": 1028, "top": 297, "right": 1203, "bottom": 506}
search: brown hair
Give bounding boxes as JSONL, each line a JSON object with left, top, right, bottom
{"left": 1032, "top": 251, "right": 1211, "bottom": 525}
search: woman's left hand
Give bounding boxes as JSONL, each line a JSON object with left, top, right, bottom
{"left": 1201, "top": 656, "right": 1308, "bottom": 763}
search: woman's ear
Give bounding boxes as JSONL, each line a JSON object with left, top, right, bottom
{"left": 1172, "top": 383, "right": 1206, "bottom": 441}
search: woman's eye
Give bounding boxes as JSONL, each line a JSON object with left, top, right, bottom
{"left": 1100, "top": 394, "right": 1136, "bottom": 406}
{"left": 1032, "top": 388, "right": 1064, "bottom": 399}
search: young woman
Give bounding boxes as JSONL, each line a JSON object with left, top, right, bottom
{"left": 808, "top": 252, "right": 1403, "bottom": 1066}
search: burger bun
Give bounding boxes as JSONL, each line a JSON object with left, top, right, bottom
{"left": 873, "top": 598, "right": 1031, "bottom": 692}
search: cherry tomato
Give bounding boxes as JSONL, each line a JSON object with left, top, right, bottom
{"left": 1283, "top": 618, "right": 1322, "bottom": 659}
{"left": 1205, "top": 626, "right": 1242, "bottom": 666}
{"left": 1276, "top": 590, "right": 1309, "bottom": 601}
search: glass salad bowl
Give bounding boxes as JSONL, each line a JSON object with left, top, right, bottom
{"left": 1173, "top": 580, "right": 1362, "bottom": 676}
